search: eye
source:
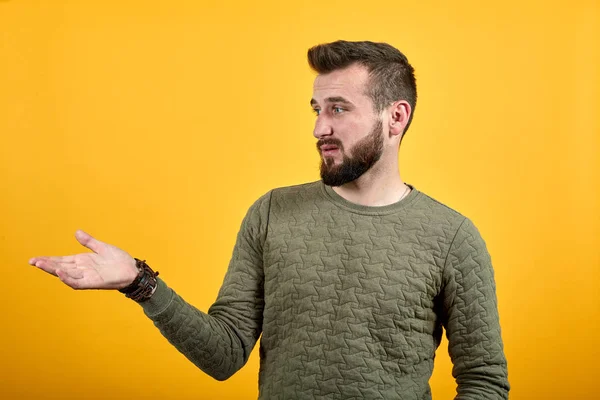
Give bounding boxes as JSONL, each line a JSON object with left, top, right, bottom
{"left": 333, "top": 106, "right": 345, "bottom": 114}
{"left": 312, "top": 108, "right": 321, "bottom": 116}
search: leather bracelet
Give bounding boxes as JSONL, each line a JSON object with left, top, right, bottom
{"left": 119, "top": 258, "right": 159, "bottom": 302}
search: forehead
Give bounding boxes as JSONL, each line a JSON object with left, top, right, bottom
{"left": 312, "top": 64, "right": 371, "bottom": 104}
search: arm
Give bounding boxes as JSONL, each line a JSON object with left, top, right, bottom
{"left": 138, "top": 191, "right": 272, "bottom": 380}
{"left": 28, "top": 192, "right": 271, "bottom": 380}
{"left": 441, "top": 217, "right": 510, "bottom": 399}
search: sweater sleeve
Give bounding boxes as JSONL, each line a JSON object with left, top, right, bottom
{"left": 441, "top": 217, "right": 510, "bottom": 399}
{"left": 137, "top": 191, "right": 272, "bottom": 381}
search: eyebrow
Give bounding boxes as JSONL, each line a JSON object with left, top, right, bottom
{"left": 310, "top": 96, "right": 354, "bottom": 107}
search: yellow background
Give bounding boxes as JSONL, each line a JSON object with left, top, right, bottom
{"left": 1, "top": 0, "right": 598, "bottom": 399}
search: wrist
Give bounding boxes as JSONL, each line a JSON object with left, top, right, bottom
{"left": 121, "top": 258, "right": 139, "bottom": 288}
{"left": 119, "top": 258, "right": 159, "bottom": 302}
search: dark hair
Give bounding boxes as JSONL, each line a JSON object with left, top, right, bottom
{"left": 307, "top": 40, "right": 417, "bottom": 138}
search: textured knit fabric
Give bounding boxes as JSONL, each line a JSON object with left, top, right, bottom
{"left": 140, "top": 181, "right": 509, "bottom": 399}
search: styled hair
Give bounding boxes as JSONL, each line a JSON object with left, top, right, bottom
{"left": 307, "top": 40, "right": 417, "bottom": 138}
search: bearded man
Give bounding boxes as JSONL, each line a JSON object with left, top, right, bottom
{"left": 29, "top": 40, "right": 510, "bottom": 399}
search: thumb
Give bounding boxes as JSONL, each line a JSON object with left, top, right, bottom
{"left": 75, "top": 230, "right": 103, "bottom": 254}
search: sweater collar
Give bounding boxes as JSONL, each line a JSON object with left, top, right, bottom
{"left": 320, "top": 181, "right": 421, "bottom": 215}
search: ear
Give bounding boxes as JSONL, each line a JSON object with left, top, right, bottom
{"left": 388, "top": 100, "right": 412, "bottom": 138}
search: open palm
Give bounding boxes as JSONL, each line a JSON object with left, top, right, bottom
{"left": 29, "top": 230, "right": 138, "bottom": 290}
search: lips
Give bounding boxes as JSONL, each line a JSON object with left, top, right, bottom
{"left": 320, "top": 145, "right": 339, "bottom": 151}
{"left": 317, "top": 140, "right": 342, "bottom": 157}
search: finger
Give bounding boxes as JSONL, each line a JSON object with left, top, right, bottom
{"left": 56, "top": 269, "right": 78, "bottom": 289}
{"left": 29, "top": 257, "right": 44, "bottom": 265}
{"left": 75, "top": 230, "right": 104, "bottom": 254}
{"left": 48, "top": 256, "right": 75, "bottom": 263}
{"left": 63, "top": 267, "right": 84, "bottom": 279}
{"left": 31, "top": 258, "right": 78, "bottom": 277}
{"left": 56, "top": 269, "right": 83, "bottom": 289}
{"left": 32, "top": 259, "right": 59, "bottom": 276}
{"left": 29, "top": 256, "right": 75, "bottom": 265}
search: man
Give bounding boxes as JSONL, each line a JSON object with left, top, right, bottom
{"left": 29, "top": 40, "right": 509, "bottom": 399}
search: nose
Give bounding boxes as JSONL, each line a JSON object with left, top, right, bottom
{"left": 313, "top": 116, "right": 333, "bottom": 139}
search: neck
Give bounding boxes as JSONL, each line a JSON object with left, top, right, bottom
{"left": 331, "top": 154, "right": 410, "bottom": 207}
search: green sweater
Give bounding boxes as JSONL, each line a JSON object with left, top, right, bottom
{"left": 140, "top": 181, "right": 509, "bottom": 399}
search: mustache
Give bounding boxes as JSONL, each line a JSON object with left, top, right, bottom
{"left": 316, "top": 138, "right": 343, "bottom": 151}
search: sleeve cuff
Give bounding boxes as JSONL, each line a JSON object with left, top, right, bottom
{"left": 138, "top": 277, "right": 174, "bottom": 317}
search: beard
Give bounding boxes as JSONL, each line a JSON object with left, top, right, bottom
{"left": 317, "top": 118, "right": 384, "bottom": 187}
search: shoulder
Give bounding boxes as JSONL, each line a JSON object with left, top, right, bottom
{"left": 270, "top": 180, "right": 322, "bottom": 197}
{"left": 267, "top": 180, "right": 323, "bottom": 209}
{"left": 244, "top": 180, "right": 322, "bottom": 218}
{"left": 406, "top": 186, "right": 491, "bottom": 251}
{"left": 410, "top": 188, "right": 493, "bottom": 271}
{"left": 409, "top": 187, "right": 468, "bottom": 229}
{"left": 252, "top": 180, "right": 321, "bottom": 201}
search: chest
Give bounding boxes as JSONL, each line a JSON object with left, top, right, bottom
{"left": 262, "top": 211, "right": 445, "bottom": 314}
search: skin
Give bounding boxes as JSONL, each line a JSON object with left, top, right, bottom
{"left": 28, "top": 63, "right": 414, "bottom": 290}
{"left": 28, "top": 230, "right": 138, "bottom": 290}
{"left": 311, "top": 63, "right": 412, "bottom": 206}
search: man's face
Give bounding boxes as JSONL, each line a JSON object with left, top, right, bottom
{"left": 311, "top": 64, "right": 385, "bottom": 187}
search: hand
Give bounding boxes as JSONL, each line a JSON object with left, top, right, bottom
{"left": 28, "top": 230, "right": 139, "bottom": 290}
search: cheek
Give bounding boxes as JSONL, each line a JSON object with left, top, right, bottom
{"left": 337, "top": 120, "right": 370, "bottom": 146}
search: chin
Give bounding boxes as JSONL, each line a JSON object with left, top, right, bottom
{"left": 322, "top": 156, "right": 340, "bottom": 166}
